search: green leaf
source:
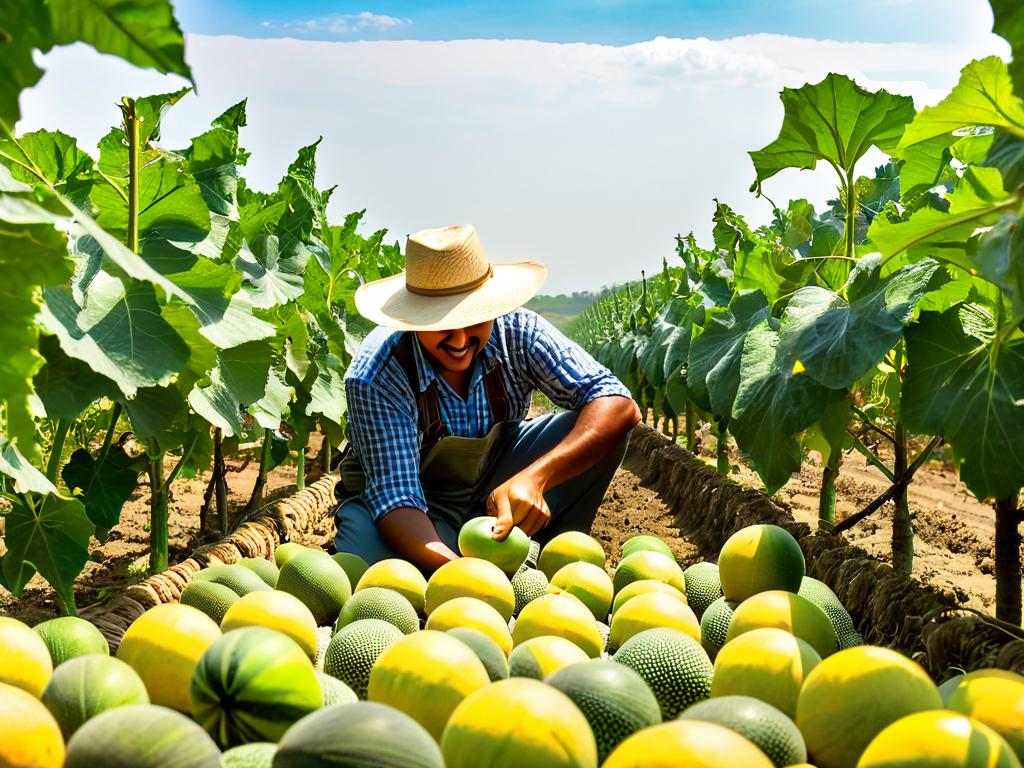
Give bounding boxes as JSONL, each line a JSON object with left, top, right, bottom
{"left": 776, "top": 254, "right": 945, "bottom": 389}
{"left": 0, "top": 493, "right": 94, "bottom": 614}
{"left": 992, "top": 0, "right": 1024, "bottom": 102}
{"left": 749, "top": 73, "right": 915, "bottom": 194}
{"left": 187, "top": 341, "right": 274, "bottom": 437}
{"left": 730, "top": 320, "right": 838, "bottom": 494}
{"left": 235, "top": 235, "right": 310, "bottom": 308}
{"left": 47, "top": 0, "right": 192, "bottom": 85}
{"left": 0, "top": 436, "right": 56, "bottom": 495}
{"left": 803, "top": 398, "right": 853, "bottom": 467}
{"left": 0, "top": 3, "right": 50, "bottom": 128}
{"left": 0, "top": 130, "right": 94, "bottom": 207}
{"left": 120, "top": 385, "right": 189, "bottom": 443}
{"left": 252, "top": 369, "right": 293, "bottom": 431}
{"left": 974, "top": 214, "right": 1024, "bottom": 324}
{"left": 902, "top": 303, "right": 1024, "bottom": 500}
{"left": 39, "top": 272, "right": 190, "bottom": 398}
{"left": 61, "top": 447, "right": 140, "bottom": 530}
{"left": 33, "top": 335, "right": 114, "bottom": 420}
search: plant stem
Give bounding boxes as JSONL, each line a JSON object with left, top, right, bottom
{"left": 45, "top": 419, "right": 70, "bottom": 485}
{"left": 124, "top": 98, "right": 141, "bottom": 256}
{"left": 214, "top": 429, "right": 228, "bottom": 535}
{"left": 296, "top": 449, "right": 305, "bottom": 491}
{"left": 322, "top": 437, "right": 332, "bottom": 474}
{"left": 685, "top": 402, "right": 696, "bottom": 453}
{"left": 891, "top": 422, "right": 913, "bottom": 574}
{"left": 97, "top": 402, "right": 123, "bottom": 466}
{"left": 818, "top": 449, "right": 841, "bottom": 531}
{"left": 246, "top": 429, "right": 273, "bottom": 513}
{"left": 847, "top": 430, "right": 896, "bottom": 482}
{"left": 844, "top": 169, "right": 858, "bottom": 261}
{"left": 148, "top": 450, "right": 168, "bottom": 573}
{"left": 714, "top": 423, "right": 729, "bottom": 475}
{"left": 994, "top": 493, "right": 1022, "bottom": 625}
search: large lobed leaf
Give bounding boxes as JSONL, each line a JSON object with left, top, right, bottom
{"left": 991, "top": 0, "right": 1024, "bottom": 103}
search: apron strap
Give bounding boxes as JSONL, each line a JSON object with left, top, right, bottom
{"left": 392, "top": 332, "right": 447, "bottom": 462}
{"left": 483, "top": 361, "right": 510, "bottom": 424}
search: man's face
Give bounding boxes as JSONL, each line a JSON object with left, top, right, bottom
{"left": 416, "top": 320, "right": 495, "bottom": 373}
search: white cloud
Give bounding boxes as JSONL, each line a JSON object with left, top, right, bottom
{"left": 267, "top": 11, "right": 412, "bottom": 35}
{"left": 18, "top": 25, "right": 1009, "bottom": 294}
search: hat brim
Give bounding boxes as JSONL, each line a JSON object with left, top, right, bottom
{"left": 354, "top": 261, "right": 548, "bottom": 331}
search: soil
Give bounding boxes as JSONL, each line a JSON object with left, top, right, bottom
{"left": 0, "top": 453, "right": 305, "bottom": 625}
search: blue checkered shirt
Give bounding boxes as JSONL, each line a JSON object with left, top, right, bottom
{"left": 345, "top": 308, "right": 632, "bottom": 521}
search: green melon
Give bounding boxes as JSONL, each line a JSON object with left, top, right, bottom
{"left": 192, "top": 564, "right": 272, "bottom": 597}
{"left": 621, "top": 535, "right": 674, "bottom": 561}
{"left": 181, "top": 580, "right": 240, "bottom": 624}
{"left": 611, "top": 579, "right": 688, "bottom": 616}
{"left": 190, "top": 627, "right": 322, "bottom": 748}
{"left": 700, "top": 596, "right": 737, "bottom": 660}
{"left": 839, "top": 627, "right": 864, "bottom": 649}
{"left": 323, "top": 618, "right": 405, "bottom": 699}
{"left": 726, "top": 591, "right": 838, "bottom": 659}
{"left": 508, "top": 635, "right": 589, "bottom": 679}
{"left": 546, "top": 659, "right": 662, "bottom": 763}
{"left": 332, "top": 552, "right": 369, "bottom": 588}
{"left": 798, "top": 577, "right": 856, "bottom": 635}
{"left": 612, "top": 551, "right": 686, "bottom": 596}
{"left": 512, "top": 593, "right": 603, "bottom": 657}
{"left": 314, "top": 626, "right": 332, "bottom": 672}
{"left": 537, "top": 531, "right": 606, "bottom": 580}
{"left": 238, "top": 558, "right": 279, "bottom": 588}
{"left": 277, "top": 550, "right": 352, "bottom": 626}
{"left": 679, "top": 695, "right": 807, "bottom": 768}
{"left": 458, "top": 516, "right": 531, "bottom": 575}
{"left": 549, "top": 561, "right": 614, "bottom": 620}
{"left": 512, "top": 566, "right": 549, "bottom": 617}
{"left": 220, "top": 742, "right": 275, "bottom": 768}
{"left": 41, "top": 655, "right": 149, "bottom": 739}
{"left": 447, "top": 628, "right": 509, "bottom": 682}
{"left": 682, "top": 562, "right": 723, "bottom": 620}
{"left": 315, "top": 670, "right": 358, "bottom": 706}
{"left": 274, "top": 542, "right": 308, "bottom": 567}
{"left": 603, "top": 720, "right": 773, "bottom": 768}
{"left": 274, "top": 701, "right": 444, "bottom": 768}
{"left": 334, "top": 587, "right": 419, "bottom": 635}
{"left": 857, "top": 710, "right": 1021, "bottom": 768}
{"left": 63, "top": 704, "right": 222, "bottom": 768}
{"left": 33, "top": 616, "right": 109, "bottom": 666}
{"left": 612, "top": 627, "right": 713, "bottom": 719}
{"left": 718, "top": 524, "right": 805, "bottom": 603}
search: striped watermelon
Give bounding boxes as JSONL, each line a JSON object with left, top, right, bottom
{"left": 41, "top": 655, "right": 149, "bottom": 739}
{"left": 190, "top": 627, "right": 321, "bottom": 748}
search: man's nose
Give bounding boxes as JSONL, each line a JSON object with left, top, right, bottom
{"left": 446, "top": 328, "right": 468, "bottom": 347}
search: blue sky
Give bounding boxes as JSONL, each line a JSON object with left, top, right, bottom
{"left": 173, "top": 0, "right": 992, "bottom": 45}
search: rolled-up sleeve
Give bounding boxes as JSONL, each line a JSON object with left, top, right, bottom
{"left": 345, "top": 377, "right": 428, "bottom": 521}
{"left": 523, "top": 312, "right": 633, "bottom": 410}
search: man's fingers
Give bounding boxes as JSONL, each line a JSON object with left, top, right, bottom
{"left": 490, "top": 491, "right": 514, "bottom": 541}
{"left": 519, "top": 498, "right": 551, "bottom": 536}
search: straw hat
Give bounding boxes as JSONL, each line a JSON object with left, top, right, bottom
{"left": 354, "top": 224, "right": 547, "bottom": 331}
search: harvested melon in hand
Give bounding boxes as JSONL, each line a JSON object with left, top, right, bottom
{"left": 458, "top": 516, "right": 530, "bottom": 574}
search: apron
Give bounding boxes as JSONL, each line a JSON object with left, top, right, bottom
{"left": 338, "top": 332, "right": 511, "bottom": 532}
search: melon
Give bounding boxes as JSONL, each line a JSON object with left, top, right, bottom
{"left": 718, "top": 524, "right": 804, "bottom": 602}
{"left": 356, "top": 559, "right": 428, "bottom": 613}
{"left": 795, "top": 645, "right": 943, "bottom": 768}
{"left": 192, "top": 564, "right": 272, "bottom": 596}
{"left": 603, "top": 720, "right": 773, "bottom": 768}
{"left": 0, "top": 682, "right": 65, "bottom": 768}
{"left": 274, "top": 542, "right": 307, "bottom": 567}
{"left": 549, "top": 561, "right": 614, "bottom": 620}
{"left": 679, "top": 695, "right": 807, "bottom": 767}
{"left": 612, "top": 627, "right": 713, "bottom": 719}
{"left": 512, "top": 592, "right": 603, "bottom": 657}
{"left": 276, "top": 550, "right": 352, "bottom": 626}
{"left": 115, "top": 604, "right": 221, "bottom": 714}
{"left": 220, "top": 742, "right": 276, "bottom": 768}
{"left": 609, "top": 592, "right": 700, "bottom": 652}
{"left": 726, "top": 590, "right": 838, "bottom": 659}
{"left": 63, "top": 704, "right": 221, "bottom": 768}
{"left": 424, "top": 557, "right": 515, "bottom": 620}
{"left": 937, "top": 673, "right": 965, "bottom": 705}
{"left": 191, "top": 627, "right": 321, "bottom": 748}
{"left": 41, "top": 655, "right": 149, "bottom": 739}
{"left": 33, "top": 617, "right": 109, "bottom": 666}
{"left": 612, "top": 551, "right": 686, "bottom": 596}
{"left": 711, "top": 628, "right": 821, "bottom": 719}
{"left": 857, "top": 710, "right": 1021, "bottom": 768}
{"left": 273, "top": 701, "right": 444, "bottom": 768}
{"left": 799, "top": 577, "right": 856, "bottom": 636}
{"left": 537, "top": 531, "right": 606, "bottom": 580}
{"left": 699, "top": 596, "right": 737, "bottom": 660}
{"left": 323, "top": 618, "right": 405, "bottom": 699}
{"left": 425, "top": 596, "right": 513, "bottom": 655}
{"left": 441, "top": 677, "right": 598, "bottom": 768}
{"left": 220, "top": 590, "right": 319, "bottom": 659}
{"left": 546, "top": 659, "right": 662, "bottom": 762}
{"left": 180, "top": 580, "right": 240, "bottom": 624}
{"left": 458, "top": 516, "right": 531, "bottom": 575}
{"left": 621, "top": 534, "right": 674, "bottom": 561}
{"left": 447, "top": 628, "right": 509, "bottom": 682}
{"left": 682, "top": 561, "right": 723, "bottom": 619}
{"left": 508, "top": 635, "right": 590, "bottom": 679}
{"left": 511, "top": 566, "right": 549, "bottom": 616}
{"left": 0, "top": 616, "right": 54, "bottom": 697}
{"left": 238, "top": 557, "right": 279, "bottom": 588}
{"left": 367, "top": 630, "right": 490, "bottom": 740}
{"left": 945, "top": 669, "right": 1024, "bottom": 759}
{"left": 612, "top": 579, "right": 688, "bottom": 616}
{"left": 315, "top": 670, "right": 358, "bottom": 706}
{"left": 332, "top": 551, "right": 369, "bottom": 588}
{"left": 314, "top": 626, "right": 332, "bottom": 671}
{"left": 335, "top": 586, "right": 419, "bottom": 635}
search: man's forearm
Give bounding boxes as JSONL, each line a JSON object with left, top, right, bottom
{"left": 527, "top": 395, "right": 640, "bottom": 492}
{"left": 376, "top": 506, "right": 459, "bottom": 574}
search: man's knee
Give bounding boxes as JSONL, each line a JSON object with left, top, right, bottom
{"left": 334, "top": 497, "right": 395, "bottom": 565}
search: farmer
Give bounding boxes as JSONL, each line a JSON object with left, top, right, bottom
{"left": 335, "top": 224, "right": 640, "bottom": 573}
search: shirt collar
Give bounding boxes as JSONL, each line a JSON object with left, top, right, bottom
{"left": 408, "top": 326, "right": 501, "bottom": 394}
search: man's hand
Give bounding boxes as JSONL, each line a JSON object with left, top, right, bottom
{"left": 487, "top": 470, "right": 551, "bottom": 540}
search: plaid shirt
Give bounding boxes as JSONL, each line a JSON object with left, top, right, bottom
{"left": 345, "top": 308, "right": 632, "bottom": 521}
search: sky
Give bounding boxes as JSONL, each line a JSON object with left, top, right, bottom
{"left": 18, "top": 1, "right": 1009, "bottom": 294}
